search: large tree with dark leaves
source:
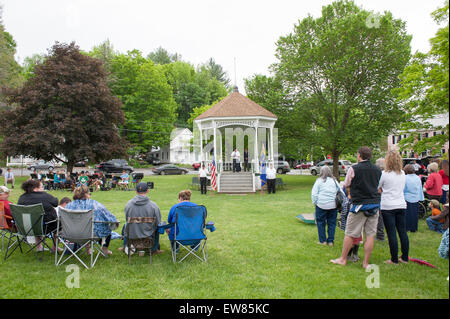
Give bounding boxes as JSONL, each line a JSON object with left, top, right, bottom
{"left": 0, "top": 42, "right": 127, "bottom": 173}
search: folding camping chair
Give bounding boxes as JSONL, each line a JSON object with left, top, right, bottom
{"left": 125, "top": 216, "right": 157, "bottom": 265}
{"left": 4, "top": 203, "right": 56, "bottom": 261}
{"left": 55, "top": 207, "right": 111, "bottom": 269}
{"left": 0, "top": 202, "right": 13, "bottom": 252}
{"left": 169, "top": 205, "right": 211, "bottom": 263}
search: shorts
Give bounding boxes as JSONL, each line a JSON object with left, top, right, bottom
{"left": 345, "top": 210, "right": 379, "bottom": 238}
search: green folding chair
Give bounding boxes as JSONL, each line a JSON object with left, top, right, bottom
{"left": 4, "top": 203, "right": 55, "bottom": 261}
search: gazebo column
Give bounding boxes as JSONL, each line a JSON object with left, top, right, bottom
{"left": 213, "top": 121, "right": 217, "bottom": 166}
{"left": 254, "top": 121, "right": 259, "bottom": 173}
{"left": 198, "top": 123, "right": 203, "bottom": 163}
{"left": 270, "top": 126, "right": 274, "bottom": 163}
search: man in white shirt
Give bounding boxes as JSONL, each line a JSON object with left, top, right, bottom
{"left": 231, "top": 149, "right": 241, "bottom": 173}
{"left": 4, "top": 168, "right": 15, "bottom": 189}
{"left": 198, "top": 164, "right": 208, "bottom": 195}
{"left": 266, "top": 163, "right": 277, "bottom": 194}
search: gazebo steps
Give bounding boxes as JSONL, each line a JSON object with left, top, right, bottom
{"left": 218, "top": 172, "right": 254, "bottom": 193}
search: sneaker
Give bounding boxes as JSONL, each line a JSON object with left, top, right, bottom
{"left": 124, "top": 245, "right": 135, "bottom": 255}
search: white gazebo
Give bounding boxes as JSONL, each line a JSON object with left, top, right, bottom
{"left": 193, "top": 87, "right": 277, "bottom": 192}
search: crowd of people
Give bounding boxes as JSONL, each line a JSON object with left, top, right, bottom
{"left": 309, "top": 146, "right": 449, "bottom": 268}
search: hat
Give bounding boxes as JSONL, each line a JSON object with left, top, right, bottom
{"left": 136, "top": 182, "right": 149, "bottom": 193}
{"left": 0, "top": 186, "right": 11, "bottom": 194}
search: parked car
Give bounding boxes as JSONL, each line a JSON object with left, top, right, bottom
{"left": 27, "top": 160, "right": 60, "bottom": 171}
{"left": 146, "top": 156, "right": 161, "bottom": 165}
{"left": 310, "top": 160, "right": 352, "bottom": 176}
{"left": 152, "top": 164, "right": 189, "bottom": 175}
{"left": 273, "top": 161, "right": 290, "bottom": 174}
{"left": 95, "top": 159, "right": 133, "bottom": 174}
{"left": 295, "top": 162, "right": 313, "bottom": 169}
{"left": 74, "top": 160, "right": 88, "bottom": 167}
{"left": 192, "top": 163, "right": 201, "bottom": 170}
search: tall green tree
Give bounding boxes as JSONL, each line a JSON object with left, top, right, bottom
{"left": 272, "top": 0, "right": 411, "bottom": 177}
{"left": 0, "top": 42, "right": 127, "bottom": 173}
{"left": 0, "top": 6, "right": 22, "bottom": 90}
{"left": 394, "top": 1, "right": 449, "bottom": 155}
{"left": 148, "top": 46, "right": 181, "bottom": 65}
{"left": 109, "top": 50, "right": 177, "bottom": 154}
{"left": 201, "top": 58, "right": 231, "bottom": 88}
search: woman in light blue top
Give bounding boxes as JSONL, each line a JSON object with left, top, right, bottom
{"left": 311, "top": 165, "right": 341, "bottom": 246}
{"left": 403, "top": 164, "right": 424, "bottom": 232}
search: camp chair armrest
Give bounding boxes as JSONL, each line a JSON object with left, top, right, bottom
{"left": 44, "top": 219, "right": 57, "bottom": 225}
{"left": 206, "top": 221, "right": 216, "bottom": 232}
{"left": 158, "top": 222, "right": 173, "bottom": 234}
{"left": 4, "top": 215, "right": 12, "bottom": 219}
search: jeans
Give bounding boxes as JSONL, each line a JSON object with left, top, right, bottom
{"left": 315, "top": 206, "right": 338, "bottom": 244}
{"left": 426, "top": 217, "right": 445, "bottom": 234}
{"left": 405, "top": 201, "right": 419, "bottom": 232}
{"left": 381, "top": 209, "right": 409, "bottom": 263}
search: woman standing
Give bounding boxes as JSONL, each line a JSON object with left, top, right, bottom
{"left": 17, "top": 179, "right": 59, "bottom": 252}
{"left": 311, "top": 165, "right": 340, "bottom": 246}
{"left": 439, "top": 160, "right": 449, "bottom": 205}
{"left": 403, "top": 164, "right": 424, "bottom": 232}
{"left": 378, "top": 151, "right": 408, "bottom": 265}
{"left": 424, "top": 162, "right": 443, "bottom": 201}
{"left": 65, "top": 185, "right": 118, "bottom": 255}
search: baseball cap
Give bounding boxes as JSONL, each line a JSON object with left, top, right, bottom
{"left": 0, "top": 186, "right": 11, "bottom": 194}
{"left": 136, "top": 182, "right": 149, "bottom": 193}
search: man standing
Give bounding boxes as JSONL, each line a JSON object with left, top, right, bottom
{"left": 266, "top": 163, "right": 277, "bottom": 194}
{"left": 244, "top": 149, "right": 249, "bottom": 172}
{"left": 330, "top": 146, "right": 382, "bottom": 269}
{"left": 122, "top": 182, "right": 163, "bottom": 255}
{"left": 231, "top": 148, "right": 241, "bottom": 173}
{"left": 198, "top": 164, "right": 208, "bottom": 195}
{"left": 4, "top": 168, "right": 15, "bottom": 189}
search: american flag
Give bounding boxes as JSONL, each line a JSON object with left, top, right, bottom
{"left": 211, "top": 157, "right": 217, "bottom": 191}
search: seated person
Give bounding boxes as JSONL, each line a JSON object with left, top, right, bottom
{"left": 4, "top": 168, "right": 15, "bottom": 189}
{"left": 111, "top": 173, "right": 119, "bottom": 188}
{"left": 118, "top": 171, "right": 130, "bottom": 189}
{"left": 65, "top": 185, "right": 119, "bottom": 255}
{"left": 78, "top": 171, "right": 89, "bottom": 187}
{"left": 121, "top": 182, "right": 162, "bottom": 255}
{"left": 92, "top": 172, "right": 105, "bottom": 191}
{"left": 167, "top": 190, "right": 201, "bottom": 252}
{"left": 53, "top": 171, "right": 62, "bottom": 189}
{"left": 0, "top": 186, "right": 13, "bottom": 229}
{"left": 427, "top": 195, "right": 449, "bottom": 234}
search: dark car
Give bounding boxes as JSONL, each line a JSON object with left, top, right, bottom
{"left": 152, "top": 164, "right": 189, "bottom": 175}
{"left": 273, "top": 161, "right": 290, "bottom": 174}
{"left": 74, "top": 160, "right": 88, "bottom": 167}
{"left": 95, "top": 159, "right": 133, "bottom": 174}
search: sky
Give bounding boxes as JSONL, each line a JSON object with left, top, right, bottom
{"left": 1, "top": 0, "right": 445, "bottom": 94}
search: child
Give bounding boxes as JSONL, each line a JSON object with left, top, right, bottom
{"left": 426, "top": 199, "right": 445, "bottom": 233}
{"left": 56, "top": 197, "right": 71, "bottom": 217}
{"left": 339, "top": 186, "right": 361, "bottom": 262}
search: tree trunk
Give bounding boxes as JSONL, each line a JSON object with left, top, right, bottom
{"left": 67, "top": 160, "right": 74, "bottom": 174}
{"left": 332, "top": 151, "right": 340, "bottom": 181}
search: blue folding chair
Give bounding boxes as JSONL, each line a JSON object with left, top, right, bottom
{"left": 169, "top": 205, "right": 214, "bottom": 263}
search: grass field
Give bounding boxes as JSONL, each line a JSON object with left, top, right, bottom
{"left": 0, "top": 175, "right": 448, "bottom": 299}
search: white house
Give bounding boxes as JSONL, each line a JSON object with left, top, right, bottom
{"left": 388, "top": 113, "right": 449, "bottom": 157}
{"left": 150, "top": 128, "right": 195, "bottom": 164}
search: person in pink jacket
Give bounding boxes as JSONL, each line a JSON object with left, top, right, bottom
{"left": 424, "top": 162, "right": 443, "bottom": 201}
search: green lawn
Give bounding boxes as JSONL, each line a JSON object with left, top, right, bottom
{"left": 0, "top": 175, "right": 448, "bottom": 299}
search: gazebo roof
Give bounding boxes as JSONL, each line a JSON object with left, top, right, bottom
{"left": 195, "top": 88, "right": 277, "bottom": 121}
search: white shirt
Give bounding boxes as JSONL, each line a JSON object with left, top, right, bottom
{"left": 198, "top": 168, "right": 208, "bottom": 178}
{"left": 5, "top": 171, "right": 14, "bottom": 179}
{"left": 231, "top": 151, "right": 240, "bottom": 161}
{"left": 378, "top": 170, "right": 407, "bottom": 210}
{"left": 266, "top": 167, "right": 276, "bottom": 180}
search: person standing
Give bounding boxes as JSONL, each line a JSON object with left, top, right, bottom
{"left": 374, "top": 158, "right": 386, "bottom": 241}
{"left": 379, "top": 150, "right": 408, "bottom": 265}
{"left": 266, "top": 163, "right": 277, "bottom": 194}
{"left": 330, "top": 146, "right": 381, "bottom": 269}
{"left": 424, "top": 162, "right": 443, "bottom": 201}
{"left": 311, "top": 165, "right": 340, "bottom": 246}
{"left": 403, "top": 164, "right": 424, "bottom": 232}
{"left": 243, "top": 149, "right": 249, "bottom": 172}
{"left": 4, "top": 168, "right": 15, "bottom": 189}
{"left": 198, "top": 164, "right": 208, "bottom": 195}
{"left": 231, "top": 149, "right": 240, "bottom": 173}
{"left": 439, "top": 160, "right": 449, "bottom": 205}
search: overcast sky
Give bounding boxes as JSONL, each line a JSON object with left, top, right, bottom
{"left": 1, "top": 0, "right": 445, "bottom": 94}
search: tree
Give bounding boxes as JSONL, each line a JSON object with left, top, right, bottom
{"left": 272, "top": 0, "right": 411, "bottom": 177}
{"left": 0, "top": 42, "right": 127, "bottom": 173}
{"left": 394, "top": 1, "right": 449, "bottom": 155}
{"left": 88, "top": 39, "right": 117, "bottom": 81}
{"left": 201, "top": 58, "right": 231, "bottom": 88}
{"left": 148, "top": 46, "right": 181, "bottom": 65}
{"left": 109, "top": 50, "right": 177, "bottom": 154}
